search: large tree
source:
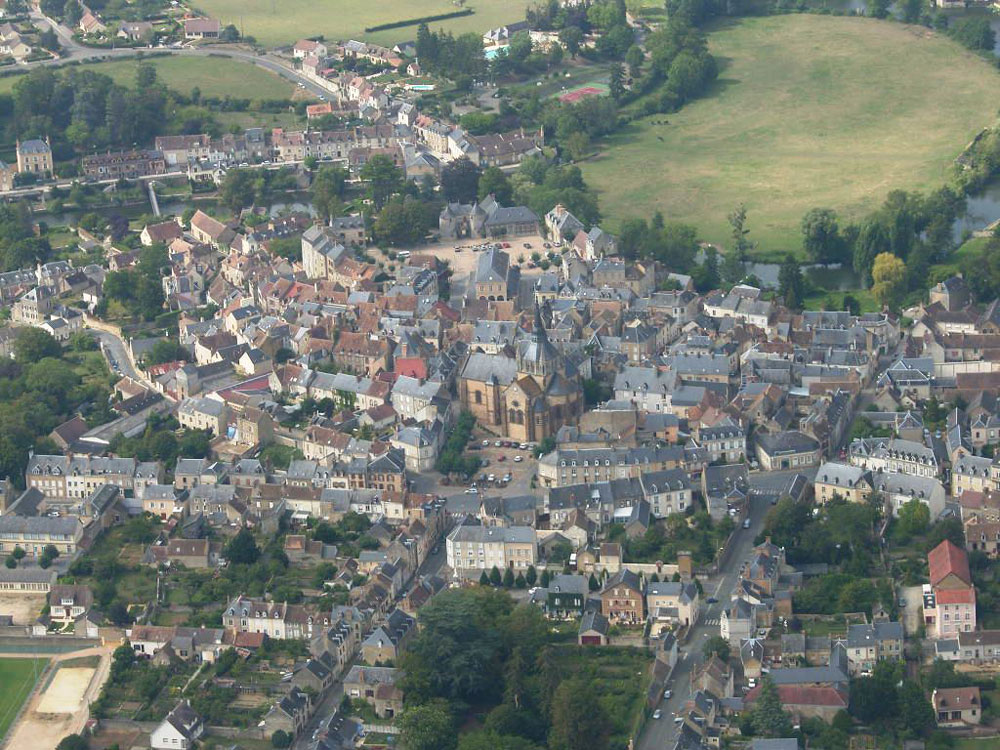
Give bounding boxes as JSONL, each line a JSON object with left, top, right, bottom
{"left": 549, "top": 678, "right": 611, "bottom": 750}
{"left": 399, "top": 700, "right": 456, "bottom": 750}
{"left": 360, "top": 154, "right": 403, "bottom": 210}
{"left": 871, "top": 252, "right": 906, "bottom": 308}
{"left": 310, "top": 166, "right": 348, "bottom": 222}
{"left": 441, "top": 157, "right": 482, "bottom": 204}
{"left": 14, "top": 328, "right": 61, "bottom": 363}
{"left": 750, "top": 677, "right": 794, "bottom": 738}
{"left": 801, "top": 208, "right": 843, "bottom": 264}
{"left": 778, "top": 253, "right": 805, "bottom": 310}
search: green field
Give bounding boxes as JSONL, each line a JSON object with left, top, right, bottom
{"left": 0, "top": 658, "right": 46, "bottom": 739}
{"left": 0, "top": 56, "right": 296, "bottom": 99}
{"left": 191, "top": 0, "right": 532, "bottom": 47}
{"left": 582, "top": 15, "right": 1000, "bottom": 257}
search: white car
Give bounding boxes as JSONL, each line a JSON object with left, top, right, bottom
{"left": 513, "top": 455, "right": 523, "bottom": 462}
{"left": 482, "top": 440, "right": 490, "bottom": 447}
{"left": 494, "top": 440, "right": 502, "bottom": 447}
{"left": 652, "top": 710, "right": 662, "bottom": 720}
{"left": 464, "top": 487, "right": 479, "bottom": 494}
{"left": 487, "top": 474, "right": 496, "bottom": 482}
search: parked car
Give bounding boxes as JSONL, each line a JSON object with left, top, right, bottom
{"left": 743, "top": 518, "right": 751, "bottom": 529}
{"left": 513, "top": 455, "right": 523, "bottom": 462}
{"left": 663, "top": 690, "right": 672, "bottom": 699}
{"left": 653, "top": 710, "right": 662, "bottom": 720}
{"left": 464, "top": 487, "right": 478, "bottom": 494}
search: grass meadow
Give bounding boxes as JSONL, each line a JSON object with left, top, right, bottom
{"left": 582, "top": 15, "right": 1000, "bottom": 257}
{"left": 190, "top": 0, "right": 535, "bottom": 47}
{"left": 0, "top": 56, "right": 296, "bottom": 99}
{"left": 0, "top": 658, "right": 47, "bottom": 739}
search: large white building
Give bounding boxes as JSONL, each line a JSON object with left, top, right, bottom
{"left": 446, "top": 525, "right": 537, "bottom": 579}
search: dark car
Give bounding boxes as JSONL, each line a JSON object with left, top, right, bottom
{"left": 706, "top": 596, "right": 718, "bottom": 604}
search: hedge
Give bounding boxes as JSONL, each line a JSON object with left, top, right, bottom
{"left": 363, "top": 8, "right": 473, "bottom": 32}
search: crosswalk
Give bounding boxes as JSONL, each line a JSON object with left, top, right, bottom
{"left": 702, "top": 618, "right": 720, "bottom": 626}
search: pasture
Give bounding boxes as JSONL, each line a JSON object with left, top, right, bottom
{"left": 191, "top": 0, "right": 534, "bottom": 47}
{"left": 582, "top": 15, "right": 1000, "bottom": 257}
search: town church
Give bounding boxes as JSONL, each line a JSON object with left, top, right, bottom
{"left": 459, "top": 304, "right": 584, "bottom": 442}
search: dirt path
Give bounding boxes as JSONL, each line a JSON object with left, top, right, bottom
{"left": 4, "top": 645, "right": 114, "bottom": 750}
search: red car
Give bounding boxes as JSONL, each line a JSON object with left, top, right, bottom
{"left": 498, "top": 455, "right": 506, "bottom": 461}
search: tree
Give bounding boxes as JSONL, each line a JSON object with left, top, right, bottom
{"left": 702, "top": 635, "right": 730, "bottom": 663}
{"left": 778, "top": 253, "right": 805, "bottom": 309}
{"left": 950, "top": 17, "right": 995, "bottom": 51}
{"left": 720, "top": 249, "right": 745, "bottom": 285}
{"left": 750, "top": 677, "right": 794, "bottom": 738}
{"left": 441, "top": 157, "right": 482, "bottom": 204}
{"left": 899, "top": 680, "right": 936, "bottom": 737}
{"left": 360, "top": 154, "right": 403, "bottom": 210}
{"left": 801, "top": 208, "right": 842, "bottom": 264}
{"left": 525, "top": 565, "right": 537, "bottom": 586}
{"left": 399, "top": 700, "right": 456, "bottom": 750}
{"left": 854, "top": 218, "right": 889, "bottom": 282}
{"left": 626, "top": 44, "right": 644, "bottom": 77}
{"left": 900, "top": 0, "right": 923, "bottom": 23}
{"left": 310, "top": 166, "right": 348, "bottom": 221}
{"left": 219, "top": 24, "right": 240, "bottom": 42}
{"left": 490, "top": 565, "right": 503, "bottom": 586}
{"left": 503, "top": 567, "right": 515, "bottom": 588}
{"left": 608, "top": 63, "right": 626, "bottom": 102}
{"left": 549, "top": 678, "right": 611, "bottom": 750}
{"left": 56, "top": 736, "right": 88, "bottom": 750}
{"left": 559, "top": 26, "right": 583, "bottom": 57}
{"left": 479, "top": 570, "right": 490, "bottom": 586}
{"left": 219, "top": 169, "right": 257, "bottom": 212}
{"left": 14, "top": 328, "right": 61, "bottom": 363}
{"left": 588, "top": 573, "right": 600, "bottom": 591}
{"left": 871, "top": 252, "right": 906, "bottom": 308}
{"left": 479, "top": 167, "right": 513, "bottom": 204}
{"left": 728, "top": 202, "right": 755, "bottom": 261}
{"left": 564, "top": 131, "right": 591, "bottom": 162}
{"left": 225, "top": 529, "right": 260, "bottom": 565}
{"left": 540, "top": 569, "right": 550, "bottom": 587}
{"left": 515, "top": 571, "right": 527, "bottom": 588}
{"left": 898, "top": 498, "right": 931, "bottom": 537}
{"left": 867, "top": 0, "right": 891, "bottom": 18}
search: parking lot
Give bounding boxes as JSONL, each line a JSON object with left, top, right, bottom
{"left": 461, "top": 434, "right": 537, "bottom": 496}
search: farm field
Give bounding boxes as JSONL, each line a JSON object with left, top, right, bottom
{"left": 582, "top": 15, "right": 1000, "bottom": 258}
{"left": 191, "top": 0, "right": 534, "bottom": 47}
{"left": 0, "top": 56, "right": 296, "bottom": 99}
{"left": 0, "top": 658, "right": 47, "bottom": 739}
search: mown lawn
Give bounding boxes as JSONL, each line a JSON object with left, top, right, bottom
{"left": 0, "top": 658, "right": 47, "bottom": 739}
{"left": 0, "top": 55, "right": 295, "bottom": 99}
{"left": 191, "top": 0, "right": 534, "bottom": 47}
{"left": 583, "top": 15, "right": 1000, "bottom": 257}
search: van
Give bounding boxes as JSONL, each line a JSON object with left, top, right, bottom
{"left": 397, "top": 250, "right": 411, "bottom": 259}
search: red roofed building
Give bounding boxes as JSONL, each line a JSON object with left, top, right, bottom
{"left": 394, "top": 358, "right": 427, "bottom": 380}
{"left": 926, "top": 540, "right": 976, "bottom": 636}
{"left": 933, "top": 686, "right": 981, "bottom": 727}
{"left": 744, "top": 684, "right": 848, "bottom": 723}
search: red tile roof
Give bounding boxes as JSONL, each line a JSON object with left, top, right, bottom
{"left": 746, "top": 684, "right": 848, "bottom": 708}
{"left": 928, "top": 540, "right": 972, "bottom": 588}
{"left": 936, "top": 588, "right": 976, "bottom": 605}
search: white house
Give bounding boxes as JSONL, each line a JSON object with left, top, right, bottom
{"left": 151, "top": 701, "right": 204, "bottom": 750}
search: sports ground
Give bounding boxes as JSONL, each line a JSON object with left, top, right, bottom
{"left": 0, "top": 657, "right": 47, "bottom": 739}
{"left": 582, "top": 15, "right": 1000, "bottom": 257}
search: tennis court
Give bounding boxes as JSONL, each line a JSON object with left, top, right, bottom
{"left": 557, "top": 82, "right": 610, "bottom": 103}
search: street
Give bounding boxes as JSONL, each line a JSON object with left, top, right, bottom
{"left": 292, "top": 531, "right": 450, "bottom": 750}
{"left": 638, "top": 493, "right": 771, "bottom": 750}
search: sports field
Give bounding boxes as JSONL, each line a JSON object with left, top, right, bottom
{"left": 0, "top": 658, "right": 46, "bottom": 739}
{"left": 191, "top": 0, "right": 534, "bottom": 47}
{"left": 0, "top": 56, "right": 296, "bottom": 99}
{"left": 558, "top": 82, "right": 610, "bottom": 103}
{"left": 582, "top": 15, "right": 1000, "bottom": 257}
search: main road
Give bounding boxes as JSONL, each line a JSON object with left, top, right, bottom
{"left": 638, "top": 492, "right": 771, "bottom": 750}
